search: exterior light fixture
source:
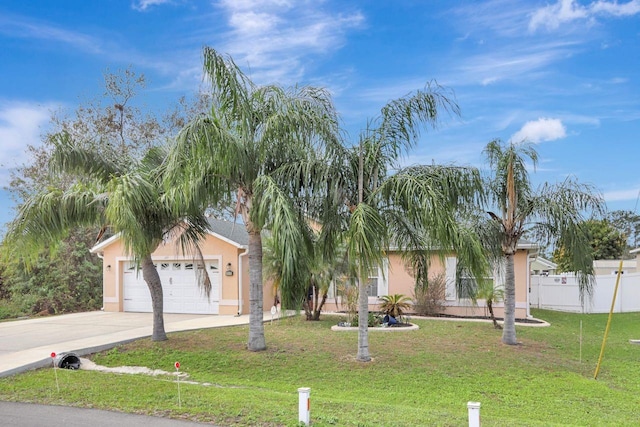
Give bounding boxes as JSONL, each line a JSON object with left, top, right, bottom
{"left": 225, "top": 262, "right": 234, "bottom": 276}
{"left": 106, "top": 265, "right": 111, "bottom": 272}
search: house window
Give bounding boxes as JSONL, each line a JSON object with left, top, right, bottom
{"left": 172, "top": 263, "right": 182, "bottom": 270}
{"left": 185, "top": 263, "right": 194, "bottom": 270}
{"left": 366, "top": 270, "right": 379, "bottom": 297}
{"left": 366, "top": 264, "right": 388, "bottom": 297}
{"left": 457, "top": 274, "right": 495, "bottom": 299}
{"left": 160, "top": 263, "right": 169, "bottom": 270}
{"left": 327, "top": 263, "right": 388, "bottom": 299}
{"left": 451, "top": 257, "right": 503, "bottom": 300}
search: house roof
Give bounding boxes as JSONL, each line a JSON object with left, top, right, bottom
{"left": 531, "top": 256, "right": 557, "bottom": 270}
{"left": 207, "top": 218, "right": 249, "bottom": 247}
{"left": 516, "top": 238, "right": 538, "bottom": 250}
{"left": 593, "top": 259, "right": 636, "bottom": 268}
{"left": 89, "top": 218, "right": 249, "bottom": 254}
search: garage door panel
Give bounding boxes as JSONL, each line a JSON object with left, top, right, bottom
{"left": 123, "top": 260, "right": 220, "bottom": 314}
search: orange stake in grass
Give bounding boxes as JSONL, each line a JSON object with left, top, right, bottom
{"left": 175, "top": 361, "right": 182, "bottom": 408}
{"left": 51, "top": 352, "right": 59, "bottom": 392}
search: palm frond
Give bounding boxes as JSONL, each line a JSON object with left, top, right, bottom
{"left": 5, "top": 184, "right": 105, "bottom": 266}
{"left": 377, "top": 82, "right": 460, "bottom": 164}
{"left": 50, "top": 132, "right": 126, "bottom": 183}
{"left": 346, "top": 202, "right": 388, "bottom": 277}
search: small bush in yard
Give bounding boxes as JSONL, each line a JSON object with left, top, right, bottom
{"left": 413, "top": 273, "right": 446, "bottom": 316}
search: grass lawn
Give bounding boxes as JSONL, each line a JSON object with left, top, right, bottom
{"left": 1, "top": 309, "right": 639, "bottom": 426}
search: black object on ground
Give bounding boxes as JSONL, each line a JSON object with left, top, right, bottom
{"left": 54, "top": 352, "right": 81, "bottom": 370}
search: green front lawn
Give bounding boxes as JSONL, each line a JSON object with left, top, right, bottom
{"left": 1, "top": 309, "right": 639, "bottom": 426}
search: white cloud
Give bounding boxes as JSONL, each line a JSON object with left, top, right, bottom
{"left": 591, "top": 0, "right": 640, "bottom": 16}
{"left": 511, "top": 118, "right": 567, "bottom": 143}
{"left": 603, "top": 188, "right": 640, "bottom": 202}
{"left": 0, "top": 101, "right": 55, "bottom": 186}
{"left": 455, "top": 40, "right": 579, "bottom": 86}
{"left": 132, "top": 0, "right": 173, "bottom": 11}
{"left": 215, "top": 0, "right": 365, "bottom": 84}
{"left": 529, "top": 0, "right": 640, "bottom": 32}
{"left": 0, "top": 13, "right": 177, "bottom": 80}
{"left": 0, "top": 13, "right": 103, "bottom": 55}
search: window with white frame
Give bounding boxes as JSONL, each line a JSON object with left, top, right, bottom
{"left": 328, "top": 262, "right": 388, "bottom": 299}
{"left": 446, "top": 256, "right": 504, "bottom": 301}
{"left": 366, "top": 269, "right": 379, "bottom": 297}
{"left": 366, "top": 263, "right": 388, "bottom": 298}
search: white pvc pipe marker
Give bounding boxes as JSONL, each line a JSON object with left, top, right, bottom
{"left": 468, "top": 401, "right": 481, "bottom": 427}
{"left": 298, "top": 387, "right": 310, "bottom": 425}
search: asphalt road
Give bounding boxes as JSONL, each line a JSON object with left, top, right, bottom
{"left": 0, "top": 401, "right": 215, "bottom": 426}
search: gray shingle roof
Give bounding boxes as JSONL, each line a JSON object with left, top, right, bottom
{"left": 207, "top": 218, "right": 249, "bottom": 246}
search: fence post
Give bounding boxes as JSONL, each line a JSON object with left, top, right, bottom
{"left": 298, "top": 387, "right": 310, "bottom": 426}
{"left": 468, "top": 401, "right": 481, "bottom": 427}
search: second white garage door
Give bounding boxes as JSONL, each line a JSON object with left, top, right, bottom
{"left": 123, "top": 260, "right": 220, "bottom": 314}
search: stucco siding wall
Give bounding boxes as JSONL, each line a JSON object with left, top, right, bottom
{"left": 97, "top": 233, "right": 255, "bottom": 314}
{"left": 100, "top": 239, "right": 124, "bottom": 312}
{"left": 514, "top": 250, "right": 529, "bottom": 309}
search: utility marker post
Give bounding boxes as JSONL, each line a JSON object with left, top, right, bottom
{"left": 298, "top": 387, "right": 310, "bottom": 426}
{"left": 175, "top": 361, "right": 182, "bottom": 408}
{"left": 468, "top": 401, "right": 481, "bottom": 427}
{"left": 51, "top": 352, "right": 59, "bottom": 393}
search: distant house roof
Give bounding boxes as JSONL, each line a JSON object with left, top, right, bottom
{"left": 593, "top": 259, "right": 636, "bottom": 269}
{"left": 90, "top": 218, "right": 248, "bottom": 254}
{"left": 531, "top": 256, "right": 557, "bottom": 271}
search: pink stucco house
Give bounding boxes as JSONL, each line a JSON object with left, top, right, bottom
{"left": 91, "top": 219, "right": 535, "bottom": 319}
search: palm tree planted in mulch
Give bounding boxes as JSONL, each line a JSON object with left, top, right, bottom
{"left": 379, "top": 294, "right": 413, "bottom": 323}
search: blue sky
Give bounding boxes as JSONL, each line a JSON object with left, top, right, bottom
{"left": 1, "top": 0, "right": 639, "bottom": 235}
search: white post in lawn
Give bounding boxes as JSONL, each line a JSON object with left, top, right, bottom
{"left": 298, "top": 387, "right": 310, "bottom": 426}
{"left": 468, "top": 401, "right": 481, "bottom": 427}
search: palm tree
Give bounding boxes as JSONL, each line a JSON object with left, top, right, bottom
{"left": 379, "top": 294, "right": 412, "bottom": 320}
{"left": 165, "top": 47, "right": 339, "bottom": 351}
{"left": 482, "top": 140, "right": 604, "bottom": 345}
{"left": 4, "top": 134, "right": 209, "bottom": 341}
{"left": 324, "top": 85, "right": 488, "bottom": 362}
{"left": 264, "top": 225, "right": 352, "bottom": 321}
{"left": 474, "top": 278, "right": 504, "bottom": 329}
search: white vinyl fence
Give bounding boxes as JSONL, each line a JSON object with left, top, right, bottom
{"left": 530, "top": 272, "right": 640, "bottom": 313}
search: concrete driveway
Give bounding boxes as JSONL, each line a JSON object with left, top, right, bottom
{"left": 0, "top": 310, "right": 276, "bottom": 378}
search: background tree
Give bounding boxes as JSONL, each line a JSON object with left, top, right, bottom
{"left": 166, "top": 47, "right": 340, "bottom": 351}
{"left": 553, "top": 219, "right": 626, "bottom": 271}
{"left": 607, "top": 210, "right": 640, "bottom": 253}
{"left": 0, "top": 228, "right": 101, "bottom": 318}
{"left": 482, "top": 140, "right": 604, "bottom": 345}
{"left": 553, "top": 219, "right": 628, "bottom": 271}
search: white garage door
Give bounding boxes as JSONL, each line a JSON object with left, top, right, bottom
{"left": 123, "top": 260, "right": 220, "bottom": 314}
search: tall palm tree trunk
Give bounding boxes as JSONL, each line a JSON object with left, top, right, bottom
{"left": 141, "top": 255, "right": 167, "bottom": 341}
{"left": 356, "top": 142, "right": 371, "bottom": 362}
{"left": 247, "top": 229, "right": 267, "bottom": 351}
{"left": 357, "top": 274, "right": 371, "bottom": 361}
{"left": 501, "top": 253, "right": 517, "bottom": 345}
